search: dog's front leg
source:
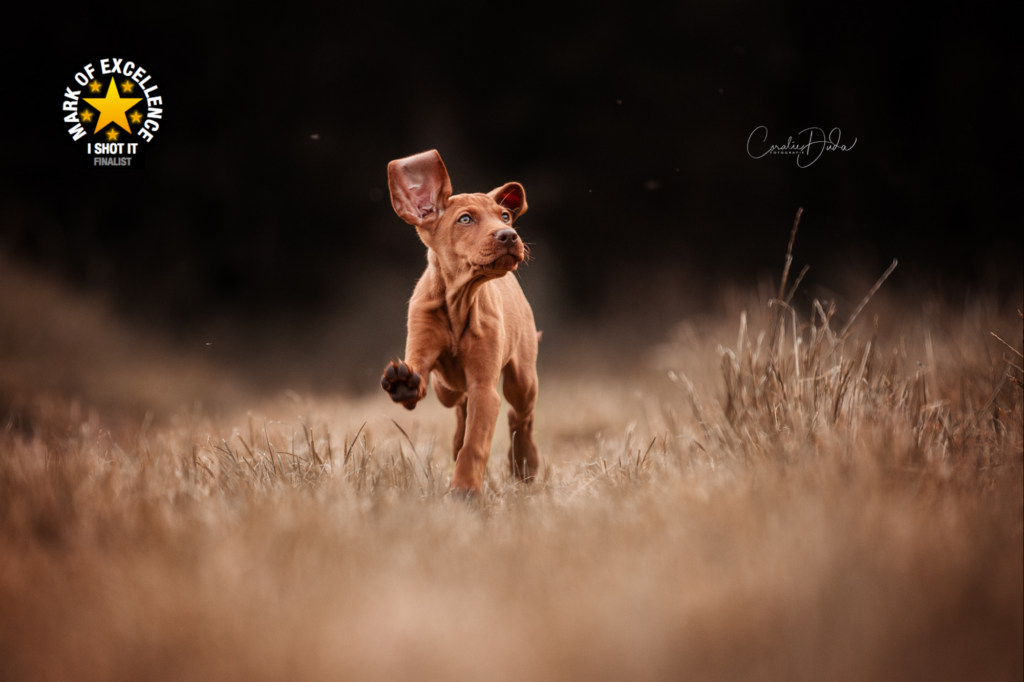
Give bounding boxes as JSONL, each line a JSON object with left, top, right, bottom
{"left": 451, "top": 381, "right": 501, "bottom": 494}
{"left": 381, "top": 313, "right": 442, "bottom": 410}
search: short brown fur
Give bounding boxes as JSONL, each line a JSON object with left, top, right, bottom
{"left": 381, "top": 150, "right": 540, "bottom": 493}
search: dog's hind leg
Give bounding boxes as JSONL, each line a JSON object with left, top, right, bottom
{"left": 434, "top": 382, "right": 467, "bottom": 462}
{"left": 502, "top": 361, "right": 539, "bottom": 482}
{"left": 452, "top": 397, "right": 468, "bottom": 463}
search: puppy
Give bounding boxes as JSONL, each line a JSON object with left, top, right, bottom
{"left": 380, "top": 150, "right": 540, "bottom": 494}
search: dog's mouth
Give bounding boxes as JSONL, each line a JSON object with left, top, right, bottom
{"left": 487, "top": 253, "right": 521, "bottom": 272}
{"left": 471, "top": 246, "right": 525, "bottom": 274}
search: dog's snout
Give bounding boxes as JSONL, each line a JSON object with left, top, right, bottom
{"left": 495, "top": 228, "right": 519, "bottom": 245}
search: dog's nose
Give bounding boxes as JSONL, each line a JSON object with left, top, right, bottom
{"left": 495, "top": 228, "right": 519, "bottom": 244}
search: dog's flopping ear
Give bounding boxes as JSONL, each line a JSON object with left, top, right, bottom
{"left": 387, "top": 150, "right": 453, "bottom": 228}
{"left": 488, "top": 182, "right": 528, "bottom": 220}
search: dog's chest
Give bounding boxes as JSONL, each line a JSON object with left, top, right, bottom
{"left": 432, "top": 349, "right": 467, "bottom": 392}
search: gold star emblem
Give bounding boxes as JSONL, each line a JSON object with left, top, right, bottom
{"left": 88, "top": 80, "right": 102, "bottom": 93}
{"left": 106, "top": 128, "right": 119, "bottom": 141}
{"left": 80, "top": 109, "right": 94, "bottom": 122}
{"left": 121, "top": 80, "right": 134, "bottom": 93}
{"left": 83, "top": 78, "right": 142, "bottom": 135}
{"left": 129, "top": 110, "right": 143, "bottom": 124}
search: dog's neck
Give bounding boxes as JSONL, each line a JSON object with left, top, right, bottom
{"left": 426, "top": 250, "right": 495, "bottom": 341}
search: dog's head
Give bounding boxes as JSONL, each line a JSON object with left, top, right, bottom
{"left": 387, "top": 150, "right": 528, "bottom": 280}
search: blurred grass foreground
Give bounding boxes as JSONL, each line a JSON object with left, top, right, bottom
{"left": 1, "top": 252, "right": 1022, "bottom": 681}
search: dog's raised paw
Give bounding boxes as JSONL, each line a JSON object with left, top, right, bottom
{"left": 381, "top": 359, "right": 422, "bottom": 407}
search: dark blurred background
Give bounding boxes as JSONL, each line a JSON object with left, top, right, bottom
{"left": 1, "top": 1, "right": 1021, "bottom": 392}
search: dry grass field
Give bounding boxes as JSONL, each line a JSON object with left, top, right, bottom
{"left": 1, "top": 253, "right": 1021, "bottom": 681}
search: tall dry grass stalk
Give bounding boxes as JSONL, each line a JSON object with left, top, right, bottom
{"left": 1, "top": 245, "right": 1021, "bottom": 681}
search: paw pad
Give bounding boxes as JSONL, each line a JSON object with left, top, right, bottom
{"left": 381, "top": 359, "right": 422, "bottom": 406}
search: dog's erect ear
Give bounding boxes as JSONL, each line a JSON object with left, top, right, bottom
{"left": 488, "top": 182, "right": 528, "bottom": 220}
{"left": 387, "top": 150, "right": 453, "bottom": 227}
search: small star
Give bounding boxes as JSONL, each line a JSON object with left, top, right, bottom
{"left": 79, "top": 109, "right": 94, "bottom": 122}
{"left": 121, "top": 80, "right": 134, "bottom": 93}
{"left": 106, "top": 128, "right": 119, "bottom": 141}
{"left": 88, "top": 80, "right": 102, "bottom": 93}
{"left": 129, "top": 110, "right": 143, "bottom": 124}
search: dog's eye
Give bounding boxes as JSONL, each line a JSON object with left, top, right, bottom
{"left": 501, "top": 212, "right": 511, "bottom": 223}
{"left": 458, "top": 214, "right": 472, "bottom": 224}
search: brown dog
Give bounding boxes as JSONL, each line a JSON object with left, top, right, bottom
{"left": 380, "top": 150, "right": 540, "bottom": 494}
